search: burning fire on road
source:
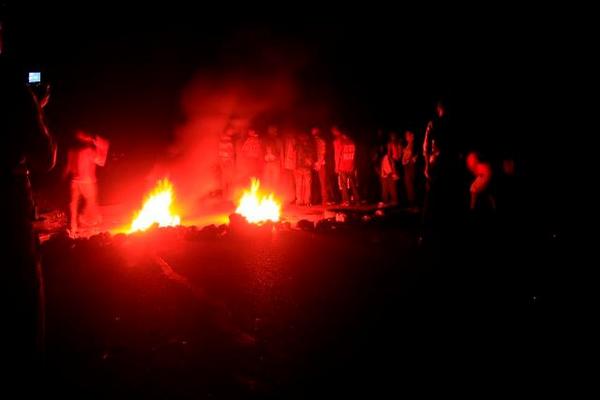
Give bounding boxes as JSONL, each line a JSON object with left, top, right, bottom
{"left": 235, "top": 178, "right": 281, "bottom": 224}
{"left": 128, "top": 179, "right": 182, "bottom": 233}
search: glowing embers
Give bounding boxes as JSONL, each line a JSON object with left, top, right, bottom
{"left": 235, "top": 178, "right": 281, "bottom": 224}
{"left": 129, "top": 179, "right": 181, "bottom": 233}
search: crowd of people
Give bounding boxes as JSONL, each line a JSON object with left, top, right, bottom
{"left": 215, "top": 102, "right": 512, "bottom": 223}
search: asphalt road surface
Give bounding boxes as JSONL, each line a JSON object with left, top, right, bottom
{"left": 40, "top": 214, "right": 560, "bottom": 398}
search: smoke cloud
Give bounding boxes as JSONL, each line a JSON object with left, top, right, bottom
{"left": 150, "top": 34, "right": 331, "bottom": 219}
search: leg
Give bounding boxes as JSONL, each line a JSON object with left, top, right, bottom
{"left": 286, "top": 169, "right": 296, "bottom": 203}
{"left": 69, "top": 181, "right": 80, "bottom": 232}
{"left": 273, "top": 165, "right": 281, "bottom": 193}
{"left": 390, "top": 177, "right": 398, "bottom": 205}
{"left": 348, "top": 173, "right": 360, "bottom": 203}
{"left": 80, "top": 181, "right": 100, "bottom": 226}
{"left": 339, "top": 173, "right": 350, "bottom": 204}
{"left": 297, "top": 170, "right": 306, "bottom": 205}
{"left": 381, "top": 176, "right": 388, "bottom": 204}
{"left": 294, "top": 170, "right": 302, "bottom": 204}
{"left": 5, "top": 226, "right": 45, "bottom": 385}
{"left": 319, "top": 167, "right": 328, "bottom": 204}
{"left": 326, "top": 168, "right": 336, "bottom": 203}
{"left": 304, "top": 170, "right": 312, "bottom": 205}
{"left": 87, "top": 181, "right": 100, "bottom": 225}
{"left": 404, "top": 164, "right": 416, "bottom": 206}
{"left": 220, "top": 160, "right": 233, "bottom": 199}
{"left": 263, "top": 162, "right": 276, "bottom": 192}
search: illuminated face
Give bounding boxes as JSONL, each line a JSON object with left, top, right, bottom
{"left": 503, "top": 159, "right": 515, "bottom": 176}
{"left": 466, "top": 153, "right": 479, "bottom": 173}
{"left": 331, "top": 127, "right": 341, "bottom": 138}
{"left": 75, "top": 131, "right": 93, "bottom": 144}
{"left": 311, "top": 127, "right": 320, "bottom": 137}
{"left": 437, "top": 103, "right": 445, "bottom": 118}
{"left": 267, "top": 126, "right": 278, "bottom": 137}
{"left": 248, "top": 129, "right": 258, "bottom": 137}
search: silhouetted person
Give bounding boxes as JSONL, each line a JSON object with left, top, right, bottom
{"left": 1, "top": 25, "right": 56, "bottom": 383}
{"left": 332, "top": 126, "right": 360, "bottom": 205}
{"left": 369, "top": 129, "right": 386, "bottom": 204}
{"left": 421, "top": 102, "right": 464, "bottom": 245}
{"left": 282, "top": 130, "right": 297, "bottom": 203}
{"left": 64, "top": 130, "right": 109, "bottom": 237}
{"left": 466, "top": 151, "right": 495, "bottom": 212}
{"left": 402, "top": 130, "right": 418, "bottom": 208}
{"left": 263, "top": 125, "right": 283, "bottom": 193}
{"left": 311, "top": 126, "right": 333, "bottom": 205}
{"left": 239, "top": 128, "right": 263, "bottom": 183}
{"left": 295, "top": 132, "right": 315, "bottom": 206}
{"left": 218, "top": 126, "right": 236, "bottom": 199}
{"left": 379, "top": 132, "right": 401, "bottom": 206}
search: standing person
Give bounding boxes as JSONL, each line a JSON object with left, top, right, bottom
{"left": 332, "top": 126, "right": 360, "bottom": 206}
{"left": 421, "top": 101, "right": 464, "bottom": 246}
{"left": 218, "top": 127, "right": 236, "bottom": 200}
{"left": 379, "top": 132, "right": 401, "bottom": 206}
{"left": 311, "top": 126, "right": 333, "bottom": 206}
{"left": 294, "top": 133, "right": 315, "bottom": 206}
{"left": 466, "top": 152, "right": 495, "bottom": 212}
{"left": 262, "top": 125, "right": 283, "bottom": 193}
{"left": 379, "top": 151, "right": 398, "bottom": 206}
{"left": 402, "top": 130, "right": 418, "bottom": 208}
{"left": 282, "top": 130, "right": 297, "bottom": 203}
{"left": 370, "top": 129, "right": 387, "bottom": 205}
{"left": 64, "top": 130, "right": 109, "bottom": 237}
{"left": 422, "top": 101, "right": 445, "bottom": 214}
{"left": 1, "top": 24, "right": 56, "bottom": 384}
{"left": 239, "top": 128, "right": 263, "bottom": 182}
{"left": 422, "top": 102, "right": 445, "bottom": 185}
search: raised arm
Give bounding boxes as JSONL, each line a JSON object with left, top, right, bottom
{"left": 25, "top": 85, "right": 56, "bottom": 172}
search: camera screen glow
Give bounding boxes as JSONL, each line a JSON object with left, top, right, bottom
{"left": 28, "top": 72, "right": 41, "bottom": 83}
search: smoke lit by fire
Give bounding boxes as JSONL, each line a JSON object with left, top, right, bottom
{"left": 129, "top": 179, "right": 181, "bottom": 233}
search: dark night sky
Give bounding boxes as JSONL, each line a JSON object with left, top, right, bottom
{"left": 7, "top": 4, "right": 557, "bottom": 143}
{"left": 4, "top": 2, "right": 585, "bottom": 221}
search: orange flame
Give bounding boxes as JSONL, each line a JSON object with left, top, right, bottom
{"left": 236, "top": 178, "right": 281, "bottom": 223}
{"left": 129, "top": 179, "right": 181, "bottom": 233}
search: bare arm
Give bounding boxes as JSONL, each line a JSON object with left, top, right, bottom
{"left": 93, "top": 135, "right": 110, "bottom": 166}
{"left": 423, "top": 121, "right": 432, "bottom": 179}
{"left": 25, "top": 86, "right": 56, "bottom": 172}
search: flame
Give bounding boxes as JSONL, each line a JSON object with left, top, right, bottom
{"left": 236, "top": 178, "right": 281, "bottom": 223}
{"left": 129, "top": 179, "right": 181, "bottom": 233}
